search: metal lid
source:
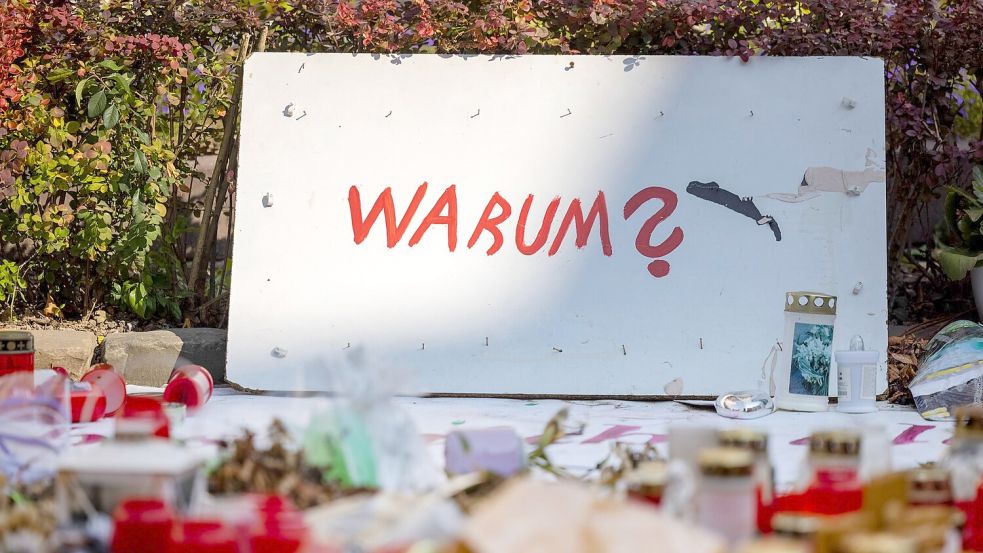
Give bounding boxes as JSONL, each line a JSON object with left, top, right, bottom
{"left": 785, "top": 291, "right": 837, "bottom": 315}
{"left": 719, "top": 428, "right": 769, "bottom": 452}
{"left": 771, "top": 512, "right": 823, "bottom": 538}
{"left": 698, "top": 447, "right": 754, "bottom": 477}
{"left": 715, "top": 391, "right": 775, "bottom": 419}
{"left": 836, "top": 532, "right": 917, "bottom": 553}
{"left": 624, "top": 461, "right": 668, "bottom": 496}
{"left": 954, "top": 406, "right": 983, "bottom": 438}
{"left": 0, "top": 331, "right": 33, "bottom": 353}
{"left": 809, "top": 430, "right": 861, "bottom": 457}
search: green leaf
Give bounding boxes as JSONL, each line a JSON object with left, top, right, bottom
{"left": 110, "top": 74, "right": 133, "bottom": 95}
{"left": 97, "top": 59, "right": 124, "bottom": 71}
{"left": 937, "top": 246, "right": 983, "bottom": 280}
{"left": 47, "top": 68, "right": 75, "bottom": 83}
{"left": 136, "top": 130, "right": 150, "bottom": 145}
{"left": 75, "top": 79, "right": 89, "bottom": 108}
{"left": 87, "top": 90, "right": 108, "bottom": 118}
{"left": 132, "top": 150, "right": 148, "bottom": 174}
{"left": 967, "top": 207, "right": 983, "bottom": 222}
{"left": 103, "top": 104, "right": 120, "bottom": 129}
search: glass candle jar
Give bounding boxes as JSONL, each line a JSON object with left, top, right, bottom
{"left": 775, "top": 292, "right": 836, "bottom": 412}
{"left": 908, "top": 467, "right": 953, "bottom": 506}
{"left": 803, "top": 430, "right": 863, "bottom": 515}
{"left": 942, "top": 406, "right": 983, "bottom": 502}
{"left": 624, "top": 460, "right": 668, "bottom": 506}
{"left": 719, "top": 428, "right": 775, "bottom": 503}
{"left": 0, "top": 331, "right": 34, "bottom": 377}
{"left": 697, "top": 447, "right": 757, "bottom": 543}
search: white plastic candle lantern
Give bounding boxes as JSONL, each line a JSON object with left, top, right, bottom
{"left": 835, "top": 335, "right": 879, "bottom": 414}
{"left": 775, "top": 291, "right": 836, "bottom": 412}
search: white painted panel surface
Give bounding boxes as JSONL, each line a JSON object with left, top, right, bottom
{"left": 228, "top": 54, "right": 886, "bottom": 396}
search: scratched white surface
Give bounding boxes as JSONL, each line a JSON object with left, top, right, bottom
{"left": 68, "top": 387, "right": 951, "bottom": 489}
{"left": 228, "top": 54, "right": 888, "bottom": 396}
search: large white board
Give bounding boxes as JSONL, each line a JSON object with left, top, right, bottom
{"left": 228, "top": 53, "right": 887, "bottom": 396}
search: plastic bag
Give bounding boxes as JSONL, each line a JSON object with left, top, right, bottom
{"left": 0, "top": 371, "right": 70, "bottom": 484}
{"left": 908, "top": 320, "right": 983, "bottom": 420}
{"left": 303, "top": 347, "right": 440, "bottom": 492}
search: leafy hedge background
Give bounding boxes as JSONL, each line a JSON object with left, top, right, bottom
{"left": 1, "top": 0, "right": 981, "bottom": 326}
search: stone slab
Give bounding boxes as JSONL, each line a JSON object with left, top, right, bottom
{"left": 101, "top": 388, "right": 944, "bottom": 490}
{"left": 103, "top": 328, "right": 227, "bottom": 386}
{"left": 27, "top": 329, "right": 98, "bottom": 378}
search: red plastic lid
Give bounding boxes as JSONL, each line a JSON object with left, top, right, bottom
{"left": 80, "top": 365, "right": 127, "bottom": 416}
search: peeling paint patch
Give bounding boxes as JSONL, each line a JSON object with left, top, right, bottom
{"left": 766, "top": 165, "right": 886, "bottom": 203}
{"left": 686, "top": 181, "right": 782, "bottom": 241}
{"left": 663, "top": 377, "right": 684, "bottom": 396}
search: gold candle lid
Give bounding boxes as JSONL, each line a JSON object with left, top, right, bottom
{"left": 836, "top": 532, "right": 917, "bottom": 553}
{"left": 953, "top": 405, "right": 983, "bottom": 438}
{"left": 785, "top": 291, "right": 837, "bottom": 315}
{"left": 907, "top": 466, "right": 951, "bottom": 497}
{"left": 809, "top": 430, "right": 861, "bottom": 457}
{"left": 698, "top": 447, "right": 754, "bottom": 477}
{"left": 736, "top": 537, "right": 810, "bottom": 553}
{"left": 624, "top": 461, "right": 668, "bottom": 495}
{"left": 718, "top": 428, "right": 769, "bottom": 453}
{"left": 771, "top": 512, "right": 823, "bottom": 538}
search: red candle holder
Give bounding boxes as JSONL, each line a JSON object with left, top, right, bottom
{"left": 249, "top": 495, "right": 309, "bottom": 553}
{"left": 69, "top": 382, "right": 107, "bottom": 423}
{"left": 163, "top": 365, "right": 214, "bottom": 411}
{"left": 112, "top": 498, "right": 175, "bottom": 553}
{"left": 170, "top": 519, "right": 238, "bottom": 553}
{"left": 118, "top": 396, "right": 170, "bottom": 439}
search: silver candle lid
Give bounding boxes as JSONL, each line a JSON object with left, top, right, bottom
{"left": 714, "top": 390, "right": 774, "bottom": 419}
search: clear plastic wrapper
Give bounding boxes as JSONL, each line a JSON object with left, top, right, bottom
{"left": 0, "top": 371, "right": 70, "bottom": 484}
{"left": 908, "top": 320, "right": 983, "bottom": 420}
{"left": 303, "top": 347, "right": 440, "bottom": 492}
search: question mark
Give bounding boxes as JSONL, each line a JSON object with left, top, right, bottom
{"left": 623, "top": 187, "right": 684, "bottom": 278}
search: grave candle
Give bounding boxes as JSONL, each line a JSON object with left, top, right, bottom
{"left": 696, "top": 447, "right": 756, "bottom": 543}
{"left": 775, "top": 292, "right": 837, "bottom": 412}
{"left": 0, "top": 331, "right": 33, "bottom": 377}
{"left": 835, "top": 335, "right": 879, "bottom": 414}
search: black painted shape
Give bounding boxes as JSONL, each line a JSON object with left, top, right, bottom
{"left": 685, "top": 181, "right": 782, "bottom": 241}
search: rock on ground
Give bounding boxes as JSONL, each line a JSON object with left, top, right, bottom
{"left": 103, "top": 328, "right": 227, "bottom": 386}
{"left": 27, "top": 329, "right": 98, "bottom": 378}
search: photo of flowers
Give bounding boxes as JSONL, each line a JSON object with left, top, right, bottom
{"left": 789, "top": 322, "right": 834, "bottom": 395}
